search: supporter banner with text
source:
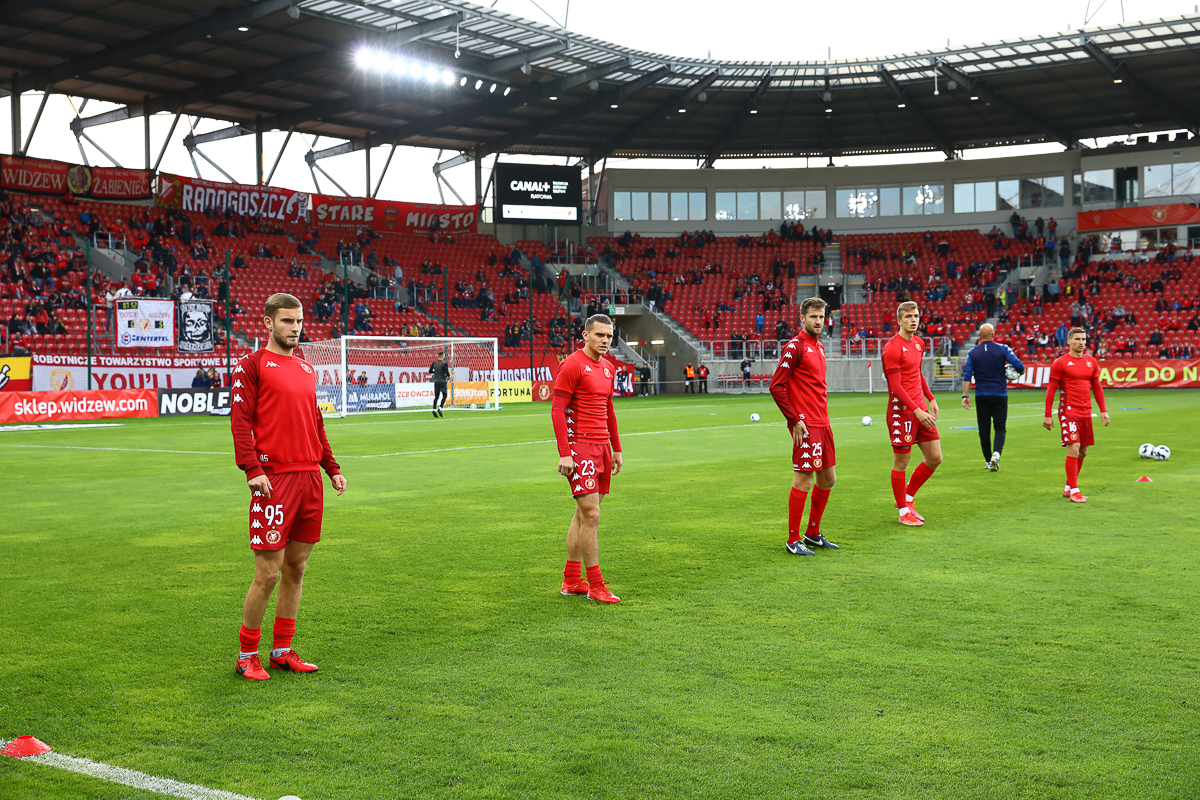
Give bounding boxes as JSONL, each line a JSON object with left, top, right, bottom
{"left": 156, "top": 172, "right": 309, "bottom": 222}
{"left": 0, "top": 356, "right": 32, "bottom": 392}
{"left": 312, "top": 195, "right": 478, "bottom": 235}
{"left": 0, "top": 155, "right": 152, "bottom": 199}
{"left": 31, "top": 354, "right": 233, "bottom": 392}
{"left": 116, "top": 298, "right": 175, "bottom": 348}
{"left": 0, "top": 389, "right": 158, "bottom": 423}
{"left": 1008, "top": 359, "right": 1200, "bottom": 389}
{"left": 1076, "top": 204, "right": 1200, "bottom": 232}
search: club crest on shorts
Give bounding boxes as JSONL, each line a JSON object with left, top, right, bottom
{"left": 266, "top": 529, "right": 282, "bottom": 545}
{"left": 585, "top": 478, "right": 596, "bottom": 490}
{"left": 904, "top": 434, "right": 914, "bottom": 443}
{"left": 813, "top": 458, "right": 822, "bottom": 468}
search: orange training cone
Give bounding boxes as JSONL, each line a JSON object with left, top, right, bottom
{"left": 2, "top": 736, "right": 51, "bottom": 757}
{"left": 1137, "top": 476, "right": 1153, "bottom": 483}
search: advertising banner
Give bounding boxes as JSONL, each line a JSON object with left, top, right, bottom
{"left": 490, "top": 380, "right": 533, "bottom": 404}
{"left": 0, "top": 155, "right": 152, "bottom": 199}
{"left": 0, "top": 389, "right": 158, "bottom": 423}
{"left": 116, "top": 298, "right": 175, "bottom": 348}
{"left": 32, "top": 354, "right": 233, "bottom": 392}
{"left": 157, "top": 387, "right": 232, "bottom": 417}
{"left": 450, "top": 381, "right": 489, "bottom": 407}
{"left": 156, "top": 172, "right": 309, "bottom": 223}
{"left": 1076, "top": 203, "right": 1200, "bottom": 232}
{"left": 177, "top": 300, "right": 215, "bottom": 353}
{"left": 1008, "top": 359, "right": 1200, "bottom": 389}
{"left": 311, "top": 195, "right": 477, "bottom": 235}
{"left": 532, "top": 380, "right": 552, "bottom": 402}
{"left": 0, "top": 356, "right": 32, "bottom": 392}
{"left": 347, "top": 383, "right": 397, "bottom": 412}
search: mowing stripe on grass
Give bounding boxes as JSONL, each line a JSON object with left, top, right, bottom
{"left": 0, "top": 739, "right": 262, "bottom": 800}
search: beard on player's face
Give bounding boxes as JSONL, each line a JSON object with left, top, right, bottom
{"left": 270, "top": 322, "right": 300, "bottom": 350}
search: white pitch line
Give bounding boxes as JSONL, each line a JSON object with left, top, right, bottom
{"left": 0, "top": 739, "right": 263, "bottom": 800}
{"left": 0, "top": 444, "right": 230, "bottom": 456}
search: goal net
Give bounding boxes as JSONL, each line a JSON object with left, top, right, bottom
{"left": 300, "top": 336, "right": 499, "bottom": 417}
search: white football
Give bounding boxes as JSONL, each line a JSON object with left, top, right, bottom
{"left": 1153, "top": 445, "right": 1171, "bottom": 461}
{"left": 1005, "top": 363, "right": 1021, "bottom": 382}
{"left": 1138, "top": 443, "right": 1155, "bottom": 459}
{"left": 750, "top": 413, "right": 760, "bottom": 422}
{"left": 862, "top": 416, "right": 872, "bottom": 426}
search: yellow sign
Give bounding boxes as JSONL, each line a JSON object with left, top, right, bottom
{"left": 0, "top": 356, "right": 32, "bottom": 391}
{"left": 317, "top": 401, "right": 338, "bottom": 414}
{"left": 450, "top": 381, "right": 490, "bottom": 406}
{"left": 489, "top": 380, "right": 532, "bottom": 404}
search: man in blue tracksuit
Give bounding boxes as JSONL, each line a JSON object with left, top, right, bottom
{"left": 961, "top": 324, "right": 1025, "bottom": 471}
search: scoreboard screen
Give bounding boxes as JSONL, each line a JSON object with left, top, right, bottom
{"left": 494, "top": 163, "right": 582, "bottom": 224}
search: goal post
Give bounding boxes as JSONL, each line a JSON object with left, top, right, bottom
{"left": 300, "top": 336, "right": 500, "bottom": 417}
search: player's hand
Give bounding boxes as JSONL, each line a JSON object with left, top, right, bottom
{"left": 961, "top": 396, "right": 971, "bottom": 410}
{"left": 247, "top": 473, "right": 273, "bottom": 499}
{"left": 915, "top": 409, "right": 936, "bottom": 429}
{"left": 792, "top": 421, "right": 808, "bottom": 448}
{"left": 1042, "top": 415, "right": 1053, "bottom": 430}
{"left": 331, "top": 473, "right": 347, "bottom": 496}
{"left": 1101, "top": 411, "right": 1111, "bottom": 427}
{"left": 929, "top": 398, "right": 940, "bottom": 421}
{"left": 558, "top": 456, "right": 575, "bottom": 477}
{"left": 612, "top": 451, "right": 623, "bottom": 476}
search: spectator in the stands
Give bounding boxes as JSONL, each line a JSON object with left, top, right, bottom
{"left": 191, "top": 368, "right": 210, "bottom": 388}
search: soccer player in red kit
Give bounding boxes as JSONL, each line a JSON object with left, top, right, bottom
{"left": 1043, "top": 327, "right": 1110, "bottom": 503}
{"left": 551, "top": 314, "right": 623, "bottom": 604}
{"left": 769, "top": 297, "right": 840, "bottom": 555}
{"left": 231, "top": 293, "right": 347, "bottom": 680}
{"left": 882, "top": 301, "right": 942, "bottom": 527}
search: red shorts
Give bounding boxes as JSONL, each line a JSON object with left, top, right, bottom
{"left": 566, "top": 441, "right": 613, "bottom": 497}
{"left": 1059, "top": 413, "right": 1094, "bottom": 447}
{"left": 888, "top": 403, "right": 939, "bottom": 453}
{"left": 248, "top": 471, "right": 324, "bottom": 551}
{"left": 791, "top": 424, "right": 836, "bottom": 472}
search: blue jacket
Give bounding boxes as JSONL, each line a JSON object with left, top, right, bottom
{"left": 963, "top": 340, "right": 1024, "bottom": 397}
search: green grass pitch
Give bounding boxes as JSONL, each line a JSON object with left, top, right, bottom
{"left": 1, "top": 389, "right": 1198, "bottom": 800}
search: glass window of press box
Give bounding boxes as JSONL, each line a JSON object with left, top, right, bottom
{"left": 953, "top": 177, "right": 1063, "bottom": 213}
{"left": 1143, "top": 162, "right": 1200, "bottom": 198}
{"left": 837, "top": 185, "right": 942, "bottom": 218}
{"left": 612, "top": 190, "right": 707, "bottom": 221}
{"left": 712, "top": 189, "right": 826, "bottom": 221}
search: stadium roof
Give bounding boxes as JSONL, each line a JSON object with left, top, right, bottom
{"left": 4, "top": 0, "right": 1200, "bottom": 168}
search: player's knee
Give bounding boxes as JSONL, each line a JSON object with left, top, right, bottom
{"left": 253, "top": 569, "right": 280, "bottom": 591}
{"left": 281, "top": 560, "right": 308, "bottom": 583}
{"left": 579, "top": 502, "right": 601, "bottom": 524}
{"left": 926, "top": 452, "right": 943, "bottom": 468}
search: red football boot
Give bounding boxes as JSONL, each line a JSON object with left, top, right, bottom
{"left": 268, "top": 649, "right": 319, "bottom": 673}
{"left": 905, "top": 504, "right": 926, "bottom": 523}
{"left": 1069, "top": 492, "right": 1088, "bottom": 504}
{"left": 898, "top": 508, "right": 924, "bottom": 527}
{"left": 235, "top": 654, "right": 270, "bottom": 681}
{"left": 587, "top": 581, "right": 621, "bottom": 604}
{"left": 560, "top": 579, "right": 590, "bottom": 596}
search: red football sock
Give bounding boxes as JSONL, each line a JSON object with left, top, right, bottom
{"left": 238, "top": 625, "right": 260, "bottom": 655}
{"left": 807, "top": 486, "right": 831, "bottom": 535}
{"left": 1065, "top": 455, "right": 1080, "bottom": 491}
{"left": 1076, "top": 454, "right": 1086, "bottom": 478}
{"left": 585, "top": 564, "right": 604, "bottom": 586}
{"left": 563, "top": 560, "right": 582, "bottom": 584}
{"left": 788, "top": 488, "right": 809, "bottom": 543}
{"left": 906, "top": 461, "right": 936, "bottom": 499}
{"left": 272, "top": 617, "right": 296, "bottom": 652}
{"left": 890, "top": 470, "right": 908, "bottom": 509}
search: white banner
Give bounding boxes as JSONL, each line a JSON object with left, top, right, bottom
{"left": 115, "top": 298, "right": 175, "bottom": 348}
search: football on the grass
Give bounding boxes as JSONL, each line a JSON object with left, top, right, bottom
{"left": 1153, "top": 445, "right": 1171, "bottom": 461}
{"left": 750, "top": 413, "right": 760, "bottom": 422}
{"left": 1138, "top": 443, "right": 1155, "bottom": 459}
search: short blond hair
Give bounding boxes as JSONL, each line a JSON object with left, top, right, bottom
{"left": 897, "top": 301, "right": 919, "bottom": 319}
